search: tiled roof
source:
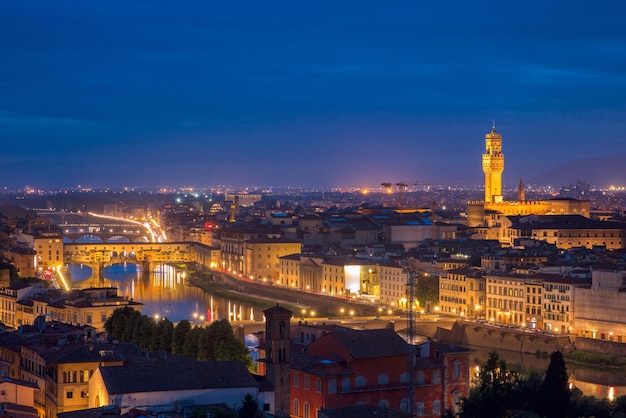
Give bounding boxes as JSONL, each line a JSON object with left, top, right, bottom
{"left": 263, "top": 304, "right": 293, "bottom": 316}
{"left": 100, "top": 360, "right": 257, "bottom": 394}
{"left": 426, "top": 340, "right": 473, "bottom": 354}
{"left": 245, "top": 236, "right": 301, "bottom": 244}
{"left": 324, "top": 327, "right": 408, "bottom": 359}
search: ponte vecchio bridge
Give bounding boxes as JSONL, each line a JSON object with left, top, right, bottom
{"left": 63, "top": 242, "right": 196, "bottom": 280}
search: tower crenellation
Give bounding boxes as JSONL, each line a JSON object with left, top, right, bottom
{"left": 482, "top": 122, "right": 504, "bottom": 203}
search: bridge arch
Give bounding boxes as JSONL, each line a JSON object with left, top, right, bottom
{"left": 106, "top": 235, "right": 131, "bottom": 243}
{"left": 75, "top": 234, "right": 104, "bottom": 244}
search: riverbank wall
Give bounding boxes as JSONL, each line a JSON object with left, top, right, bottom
{"left": 218, "top": 272, "right": 382, "bottom": 317}
{"left": 572, "top": 336, "right": 626, "bottom": 357}
{"left": 435, "top": 321, "right": 574, "bottom": 355}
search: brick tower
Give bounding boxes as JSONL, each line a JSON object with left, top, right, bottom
{"left": 263, "top": 304, "right": 292, "bottom": 417}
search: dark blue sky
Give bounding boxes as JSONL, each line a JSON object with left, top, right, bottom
{"left": 2, "top": 1, "right": 625, "bottom": 189}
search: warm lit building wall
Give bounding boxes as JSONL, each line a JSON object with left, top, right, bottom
{"left": 20, "top": 346, "right": 48, "bottom": 416}
{"left": 300, "top": 256, "right": 324, "bottom": 292}
{"left": 439, "top": 270, "right": 467, "bottom": 316}
{"left": 358, "top": 265, "right": 380, "bottom": 298}
{"left": 419, "top": 340, "right": 472, "bottom": 414}
{"left": 244, "top": 238, "right": 302, "bottom": 283}
{"left": 379, "top": 263, "right": 407, "bottom": 307}
{"left": 63, "top": 288, "right": 143, "bottom": 331}
{"left": 574, "top": 269, "right": 626, "bottom": 341}
{"left": 0, "top": 378, "right": 37, "bottom": 409}
{"left": 509, "top": 224, "right": 624, "bottom": 250}
{"left": 321, "top": 260, "right": 346, "bottom": 297}
{"left": 2, "top": 247, "right": 36, "bottom": 278}
{"left": 51, "top": 360, "right": 101, "bottom": 416}
{"left": 541, "top": 279, "right": 574, "bottom": 334}
{"left": 439, "top": 268, "right": 485, "bottom": 318}
{"left": 189, "top": 227, "right": 213, "bottom": 246}
{"left": 279, "top": 255, "right": 301, "bottom": 288}
{"left": 34, "top": 234, "right": 64, "bottom": 272}
{"left": 524, "top": 281, "right": 544, "bottom": 330}
{"left": 0, "top": 344, "right": 20, "bottom": 379}
{"left": 0, "top": 288, "right": 18, "bottom": 328}
{"left": 485, "top": 274, "right": 526, "bottom": 325}
{"left": 466, "top": 275, "right": 486, "bottom": 318}
{"left": 191, "top": 243, "right": 221, "bottom": 269}
{"left": 218, "top": 226, "right": 282, "bottom": 274}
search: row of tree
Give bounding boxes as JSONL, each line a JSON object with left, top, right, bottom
{"left": 104, "top": 306, "right": 253, "bottom": 369}
{"left": 459, "top": 350, "right": 626, "bottom": 418}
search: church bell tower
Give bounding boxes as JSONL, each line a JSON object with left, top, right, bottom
{"left": 482, "top": 122, "right": 504, "bottom": 203}
{"left": 263, "top": 305, "right": 292, "bottom": 418}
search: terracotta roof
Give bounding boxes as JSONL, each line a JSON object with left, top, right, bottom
{"left": 245, "top": 236, "right": 301, "bottom": 244}
{"left": 263, "top": 304, "right": 293, "bottom": 316}
{"left": 100, "top": 360, "right": 257, "bottom": 394}
{"left": 323, "top": 327, "right": 408, "bottom": 359}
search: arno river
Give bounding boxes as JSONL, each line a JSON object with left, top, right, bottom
{"left": 68, "top": 263, "right": 259, "bottom": 325}
{"left": 67, "top": 262, "right": 626, "bottom": 401}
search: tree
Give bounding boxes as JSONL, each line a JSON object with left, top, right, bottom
{"left": 104, "top": 306, "right": 138, "bottom": 338}
{"left": 182, "top": 326, "right": 203, "bottom": 359}
{"left": 238, "top": 393, "right": 259, "bottom": 418}
{"left": 532, "top": 351, "right": 571, "bottom": 418}
{"left": 122, "top": 309, "right": 142, "bottom": 342}
{"left": 172, "top": 320, "right": 192, "bottom": 355}
{"left": 459, "top": 350, "right": 527, "bottom": 418}
{"left": 155, "top": 317, "right": 174, "bottom": 351}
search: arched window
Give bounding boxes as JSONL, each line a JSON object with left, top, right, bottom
{"left": 303, "top": 402, "right": 310, "bottom": 418}
{"left": 400, "top": 372, "right": 409, "bottom": 383}
{"left": 293, "top": 399, "right": 300, "bottom": 416}
{"left": 377, "top": 374, "right": 388, "bottom": 385}
{"left": 378, "top": 399, "right": 389, "bottom": 408}
{"left": 355, "top": 376, "right": 366, "bottom": 387}
{"left": 416, "top": 370, "right": 425, "bottom": 385}
{"left": 453, "top": 360, "right": 462, "bottom": 378}
{"left": 400, "top": 398, "right": 410, "bottom": 412}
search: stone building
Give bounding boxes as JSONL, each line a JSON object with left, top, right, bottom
{"left": 467, "top": 124, "right": 590, "bottom": 228}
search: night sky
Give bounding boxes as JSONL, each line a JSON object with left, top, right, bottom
{"left": 2, "top": 1, "right": 626, "bottom": 189}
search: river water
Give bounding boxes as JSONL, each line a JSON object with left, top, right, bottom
{"left": 68, "top": 263, "right": 258, "bottom": 324}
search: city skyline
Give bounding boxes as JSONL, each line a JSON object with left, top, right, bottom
{"left": 2, "top": 1, "right": 626, "bottom": 189}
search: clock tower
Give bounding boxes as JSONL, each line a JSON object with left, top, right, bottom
{"left": 482, "top": 122, "right": 504, "bottom": 203}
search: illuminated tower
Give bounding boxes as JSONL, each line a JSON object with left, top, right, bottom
{"left": 482, "top": 122, "right": 504, "bottom": 203}
{"left": 517, "top": 178, "right": 525, "bottom": 202}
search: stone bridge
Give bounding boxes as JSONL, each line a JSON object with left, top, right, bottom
{"left": 64, "top": 242, "right": 196, "bottom": 280}
{"left": 61, "top": 222, "right": 152, "bottom": 243}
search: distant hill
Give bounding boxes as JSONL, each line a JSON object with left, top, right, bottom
{"left": 530, "top": 153, "right": 626, "bottom": 188}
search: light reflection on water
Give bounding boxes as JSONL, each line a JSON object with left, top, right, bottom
{"left": 466, "top": 343, "right": 626, "bottom": 400}
{"left": 67, "top": 263, "right": 258, "bottom": 324}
